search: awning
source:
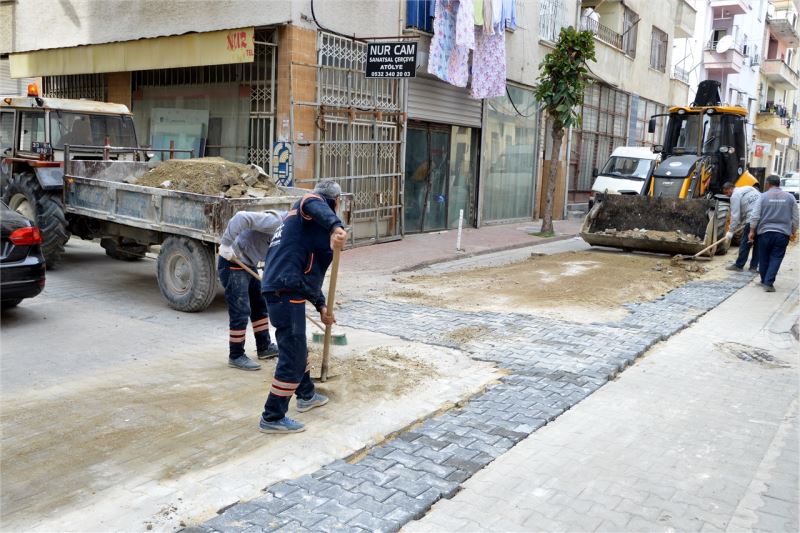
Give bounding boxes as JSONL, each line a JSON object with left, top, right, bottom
{"left": 9, "top": 27, "right": 254, "bottom": 78}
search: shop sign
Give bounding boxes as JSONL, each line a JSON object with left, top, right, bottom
{"left": 365, "top": 42, "right": 417, "bottom": 78}
{"left": 754, "top": 143, "right": 771, "bottom": 157}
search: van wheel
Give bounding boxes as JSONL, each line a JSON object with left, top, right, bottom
{"left": 157, "top": 236, "right": 217, "bottom": 312}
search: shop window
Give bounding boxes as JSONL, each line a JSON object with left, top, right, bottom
{"left": 18, "top": 111, "right": 45, "bottom": 152}
{"left": 482, "top": 85, "right": 539, "bottom": 223}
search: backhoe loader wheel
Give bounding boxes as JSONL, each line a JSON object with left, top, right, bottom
{"left": 157, "top": 236, "right": 217, "bottom": 312}
{"left": 2, "top": 173, "right": 70, "bottom": 268}
{"left": 713, "top": 203, "right": 731, "bottom": 256}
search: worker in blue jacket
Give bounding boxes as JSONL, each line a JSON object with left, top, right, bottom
{"left": 218, "top": 210, "right": 284, "bottom": 370}
{"left": 258, "top": 179, "right": 347, "bottom": 433}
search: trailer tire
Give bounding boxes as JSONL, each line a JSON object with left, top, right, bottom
{"left": 157, "top": 236, "right": 217, "bottom": 312}
{"left": 101, "top": 238, "right": 147, "bottom": 261}
{"left": 2, "top": 173, "right": 70, "bottom": 268}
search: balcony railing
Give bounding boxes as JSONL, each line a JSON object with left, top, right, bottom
{"left": 705, "top": 39, "right": 745, "bottom": 55}
{"left": 672, "top": 66, "right": 690, "bottom": 83}
{"left": 580, "top": 16, "right": 624, "bottom": 49}
{"left": 406, "top": 0, "right": 434, "bottom": 33}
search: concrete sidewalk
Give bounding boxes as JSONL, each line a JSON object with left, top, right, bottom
{"left": 406, "top": 250, "right": 799, "bottom": 532}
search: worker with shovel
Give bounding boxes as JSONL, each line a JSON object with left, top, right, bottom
{"left": 722, "top": 181, "right": 761, "bottom": 272}
{"left": 259, "top": 179, "right": 347, "bottom": 433}
{"left": 218, "top": 210, "right": 285, "bottom": 371}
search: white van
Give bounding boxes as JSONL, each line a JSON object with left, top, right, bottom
{"left": 588, "top": 146, "right": 660, "bottom": 208}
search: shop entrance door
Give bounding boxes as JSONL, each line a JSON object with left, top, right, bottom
{"left": 404, "top": 123, "right": 450, "bottom": 233}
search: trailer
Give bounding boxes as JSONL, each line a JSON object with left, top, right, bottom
{"left": 63, "top": 156, "right": 307, "bottom": 312}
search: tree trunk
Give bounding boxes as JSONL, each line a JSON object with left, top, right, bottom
{"left": 541, "top": 118, "right": 564, "bottom": 234}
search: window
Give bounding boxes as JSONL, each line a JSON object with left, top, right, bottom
{"left": 650, "top": 26, "right": 668, "bottom": 71}
{"left": 622, "top": 6, "right": 638, "bottom": 57}
{"left": 635, "top": 98, "right": 667, "bottom": 147}
{"left": 539, "top": 0, "right": 565, "bottom": 42}
{"left": 49, "top": 112, "right": 137, "bottom": 149}
{"left": 18, "top": 111, "right": 45, "bottom": 152}
{"left": 0, "top": 111, "right": 14, "bottom": 156}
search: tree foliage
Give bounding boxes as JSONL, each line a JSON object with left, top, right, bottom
{"left": 535, "top": 27, "right": 596, "bottom": 132}
{"left": 536, "top": 27, "right": 596, "bottom": 234}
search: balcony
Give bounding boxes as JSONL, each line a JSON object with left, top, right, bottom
{"left": 756, "top": 110, "right": 792, "bottom": 139}
{"left": 762, "top": 58, "right": 800, "bottom": 89}
{"left": 766, "top": 11, "right": 800, "bottom": 47}
{"left": 672, "top": 66, "right": 690, "bottom": 83}
{"left": 710, "top": 0, "right": 749, "bottom": 16}
{"left": 703, "top": 41, "right": 746, "bottom": 73}
{"left": 580, "top": 16, "right": 624, "bottom": 50}
{"left": 675, "top": 0, "right": 697, "bottom": 39}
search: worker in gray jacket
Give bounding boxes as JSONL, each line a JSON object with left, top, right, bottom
{"left": 748, "top": 175, "right": 799, "bottom": 292}
{"left": 723, "top": 182, "right": 761, "bottom": 272}
{"left": 218, "top": 210, "right": 286, "bottom": 370}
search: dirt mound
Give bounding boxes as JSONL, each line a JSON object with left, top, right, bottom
{"left": 136, "top": 157, "right": 280, "bottom": 198}
{"left": 395, "top": 250, "right": 707, "bottom": 322}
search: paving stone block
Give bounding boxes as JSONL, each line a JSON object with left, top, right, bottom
{"left": 313, "top": 499, "right": 363, "bottom": 523}
{"left": 355, "top": 480, "right": 395, "bottom": 503}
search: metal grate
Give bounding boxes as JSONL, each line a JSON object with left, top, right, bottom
{"left": 289, "top": 32, "right": 405, "bottom": 245}
{"left": 539, "top": 0, "right": 565, "bottom": 42}
{"left": 42, "top": 74, "right": 106, "bottom": 101}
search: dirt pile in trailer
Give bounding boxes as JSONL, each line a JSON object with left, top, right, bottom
{"left": 136, "top": 157, "right": 280, "bottom": 198}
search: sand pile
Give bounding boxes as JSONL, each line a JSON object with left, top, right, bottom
{"left": 136, "top": 157, "right": 280, "bottom": 198}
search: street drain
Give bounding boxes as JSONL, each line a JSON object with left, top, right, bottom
{"left": 714, "top": 342, "right": 791, "bottom": 368}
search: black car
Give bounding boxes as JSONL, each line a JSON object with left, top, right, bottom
{"left": 1, "top": 202, "right": 46, "bottom": 308}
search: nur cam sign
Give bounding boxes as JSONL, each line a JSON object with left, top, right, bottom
{"left": 365, "top": 42, "right": 417, "bottom": 78}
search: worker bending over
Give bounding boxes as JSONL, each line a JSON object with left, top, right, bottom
{"left": 723, "top": 181, "right": 761, "bottom": 272}
{"left": 259, "top": 179, "right": 347, "bottom": 433}
{"left": 218, "top": 210, "right": 284, "bottom": 371}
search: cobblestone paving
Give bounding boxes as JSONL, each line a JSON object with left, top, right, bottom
{"left": 200, "top": 272, "right": 754, "bottom": 533}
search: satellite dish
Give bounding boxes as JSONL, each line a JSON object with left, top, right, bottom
{"left": 716, "top": 35, "right": 734, "bottom": 53}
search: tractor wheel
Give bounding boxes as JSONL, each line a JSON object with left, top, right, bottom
{"left": 2, "top": 173, "right": 70, "bottom": 268}
{"left": 156, "top": 236, "right": 217, "bottom": 312}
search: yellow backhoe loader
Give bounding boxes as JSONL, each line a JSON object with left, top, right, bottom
{"left": 581, "top": 80, "right": 758, "bottom": 256}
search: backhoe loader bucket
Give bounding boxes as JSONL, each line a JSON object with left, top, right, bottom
{"left": 580, "top": 195, "right": 730, "bottom": 256}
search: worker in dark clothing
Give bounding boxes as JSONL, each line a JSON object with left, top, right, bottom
{"left": 218, "top": 210, "right": 284, "bottom": 370}
{"left": 258, "top": 179, "right": 347, "bottom": 433}
{"left": 748, "top": 174, "right": 799, "bottom": 292}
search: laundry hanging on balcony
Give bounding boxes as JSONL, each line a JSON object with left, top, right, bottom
{"left": 471, "top": 27, "right": 506, "bottom": 98}
{"left": 428, "top": 0, "right": 473, "bottom": 87}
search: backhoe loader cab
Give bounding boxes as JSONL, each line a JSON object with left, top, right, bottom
{"left": 650, "top": 106, "right": 750, "bottom": 199}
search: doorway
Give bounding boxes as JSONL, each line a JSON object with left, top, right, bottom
{"left": 404, "top": 121, "right": 477, "bottom": 233}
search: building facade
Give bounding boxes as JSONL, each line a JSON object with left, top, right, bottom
{"left": 564, "top": 0, "right": 694, "bottom": 205}
{"left": 2, "top": 0, "right": 589, "bottom": 243}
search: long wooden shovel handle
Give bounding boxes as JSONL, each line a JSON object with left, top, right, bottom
{"left": 694, "top": 235, "right": 728, "bottom": 258}
{"left": 306, "top": 313, "right": 326, "bottom": 332}
{"left": 223, "top": 254, "right": 262, "bottom": 281}
{"left": 320, "top": 247, "right": 341, "bottom": 382}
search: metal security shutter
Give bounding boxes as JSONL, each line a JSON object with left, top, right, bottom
{"left": 408, "top": 75, "right": 482, "bottom": 127}
{"left": 0, "top": 59, "right": 31, "bottom": 95}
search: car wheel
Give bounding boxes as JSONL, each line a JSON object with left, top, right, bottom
{"left": 1, "top": 299, "right": 22, "bottom": 309}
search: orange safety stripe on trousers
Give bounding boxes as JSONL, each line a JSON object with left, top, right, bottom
{"left": 289, "top": 299, "right": 305, "bottom": 304}
{"left": 253, "top": 324, "right": 269, "bottom": 333}
{"left": 251, "top": 318, "right": 269, "bottom": 327}
{"left": 272, "top": 377, "right": 299, "bottom": 389}
{"left": 269, "top": 387, "right": 294, "bottom": 397}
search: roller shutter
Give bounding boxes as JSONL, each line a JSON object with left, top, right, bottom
{"left": 407, "top": 75, "right": 482, "bottom": 127}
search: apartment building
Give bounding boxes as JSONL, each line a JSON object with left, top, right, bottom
{"left": 674, "top": 0, "right": 799, "bottom": 178}
{"left": 2, "top": 0, "right": 588, "bottom": 243}
{"left": 567, "top": 0, "right": 694, "bottom": 204}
